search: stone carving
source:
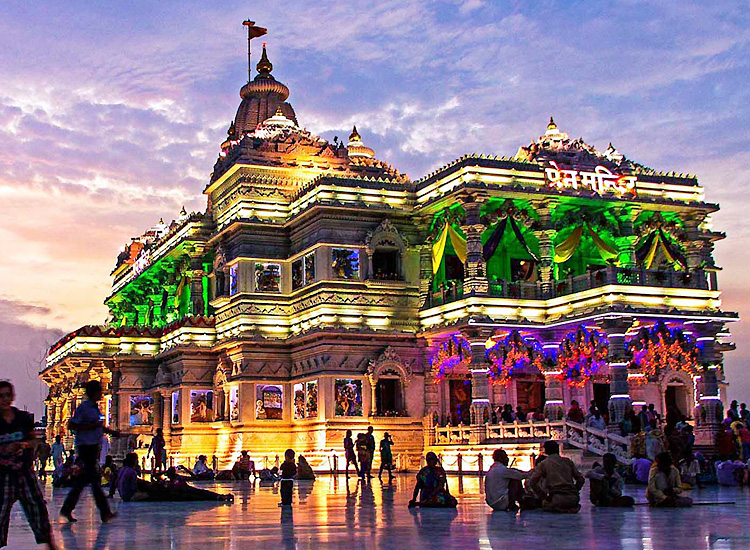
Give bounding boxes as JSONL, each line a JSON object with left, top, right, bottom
{"left": 365, "top": 218, "right": 408, "bottom": 255}
{"left": 366, "top": 346, "right": 414, "bottom": 387}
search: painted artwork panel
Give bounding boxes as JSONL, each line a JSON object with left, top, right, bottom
{"left": 229, "top": 386, "right": 240, "bottom": 421}
{"left": 171, "top": 391, "right": 180, "bottom": 424}
{"left": 129, "top": 394, "right": 153, "bottom": 426}
{"left": 190, "top": 390, "right": 214, "bottom": 423}
{"left": 335, "top": 379, "right": 362, "bottom": 417}
{"left": 306, "top": 380, "right": 318, "bottom": 418}
{"left": 292, "top": 259, "right": 304, "bottom": 290}
{"left": 293, "top": 383, "right": 305, "bottom": 419}
{"left": 332, "top": 248, "right": 360, "bottom": 280}
{"left": 256, "top": 384, "right": 283, "bottom": 420}
{"left": 255, "top": 263, "right": 281, "bottom": 292}
{"left": 304, "top": 252, "right": 315, "bottom": 284}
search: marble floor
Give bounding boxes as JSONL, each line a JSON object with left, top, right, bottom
{"left": 7, "top": 474, "right": 750, "bottom": 549}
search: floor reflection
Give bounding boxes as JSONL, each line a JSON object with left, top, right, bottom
{"left": 6, "top": 474, "right": 750, "bottom": 549}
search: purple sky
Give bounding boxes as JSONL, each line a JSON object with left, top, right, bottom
{"left": 2, "top": 1, "right": 749, "bottom": 416}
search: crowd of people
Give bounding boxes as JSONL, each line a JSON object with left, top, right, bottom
{"left": 7, "top": 375, "right": 750, "bottom": 549}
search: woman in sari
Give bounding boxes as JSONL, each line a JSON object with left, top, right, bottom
{"left": 408, "top": 452, "right": 457, "bottom": 508}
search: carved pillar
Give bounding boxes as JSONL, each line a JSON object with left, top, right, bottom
{"left": 532, "top": 199, "right": 557, "bottom": 296}
{"left": 366, "top": 375, "right": 377, "bottom": 417}
{"left": 45, "top": 398, "right": 55, "bottom": 441}
{"left": 618, "top": 206, "right": 640, "bottom": 267}
{"left": 689, "top": 321, "right": 724, "bottom": 447}
{"left": 459, "top": 193, "right": 488, "bottom": 295}
{"left": 602, "top": 317, "right": 633, "bottom": 431}
{"left": 160, "top": 391, "right": 172, "bottom": 448}
{"left": 152, "top": 392, "right": 163, "bottom": 432}
{"left": 543, "top": 375, "right": 565, "bottom": 420}
{"left": 418, "top": 243, "right": 432, "bottom": 307}
{"left": 189, "top": 266, "right": 207, "bottom": 316}
{"left": 463, "top": 328, "right": 492, "bottom": 438}
{"left": 423, "top": 369, "right": 439, "bottom": 447}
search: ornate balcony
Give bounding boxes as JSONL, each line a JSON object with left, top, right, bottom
{"left": 426, "top": 266, "right": 712, "bottom": 308}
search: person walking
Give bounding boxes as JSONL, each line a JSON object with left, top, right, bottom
{"left": 60, "top": 380, "right": 122, "bottom": 523}
{"left": 378, "top": 432, "right": 394, "bottom": 482}
{"left": 146, "top": 428, "right": 166, "bottom": 473}
{"left": 0, "top": 381, "right": 57, "bottom": 549}
{"left": 364, "top": 426, "right": 376, "bottom": 479}
{"left": 343, "top": 430, "right": 359, "bottom": 478}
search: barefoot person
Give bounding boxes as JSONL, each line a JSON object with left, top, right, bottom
{"left": 528, "top": 440, "right": 585, "bottom": 513}
{"left": 408, "top": 452, "right": 457, "bottom": 508}
{"left": 0, "top": 381, "right": 57, "bottom": 549}
{"left": 60, "top": 380, "right": 123, "bottom": 523}
{"left": 343, "top": 430, "right": 359, "bottom": 477}
{"left": 485, "top": 449, "right": 532, "bottom": 511}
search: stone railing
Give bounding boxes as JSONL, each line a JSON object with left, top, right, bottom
{"left": 432, "top": 419, "right": 632, "bottom": 464}
{"left": 486, "top": 419, "right": 566, "bottom": 441}
{"left": 564, "top": 420, "right": 632, "bottom": 464}
{"left": 434, "top": 424, "right": 472, "bottom": 445}
{"left": 424, "top": 266, "right": 710, "bottom": 308}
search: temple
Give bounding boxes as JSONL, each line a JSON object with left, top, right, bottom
{"left": 40, "top": 26, "right": 738, "bottom": 472}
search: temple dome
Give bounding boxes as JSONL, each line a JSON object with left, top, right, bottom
{"left": 347, "top": 125, "right": 375, "bottom": 158}
{"left": 234, "top": 44, "right": 297, "bottom": 135}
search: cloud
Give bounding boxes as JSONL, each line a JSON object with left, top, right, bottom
{"left": 0, "top": 299, "right": 64, "bottom": 416}
{"left": 1, "top": 0, "right": 750, "bottom": 411}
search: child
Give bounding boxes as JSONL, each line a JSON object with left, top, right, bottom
{"left": 279, "top": 449, "right": 297, "bottom": 507}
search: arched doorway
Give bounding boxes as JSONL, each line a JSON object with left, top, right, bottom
{"left": 660, "top": 371, "right": 694, "bottom": 419}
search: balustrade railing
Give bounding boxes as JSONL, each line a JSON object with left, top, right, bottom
{"left": 434, "top": 424, "right": 471, "bottom": 445}
{"left": 486, "top": 419, "right": 566, "bottom": 441}
{"left": 425, "top": 266, "right": 709, "bottom": 308}
{"left": 432, "top": 419, "right": 632, "bottom": 464}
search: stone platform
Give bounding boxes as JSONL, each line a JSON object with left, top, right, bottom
{"left": 8, "top": 474, "right": 750, "bottom": 549}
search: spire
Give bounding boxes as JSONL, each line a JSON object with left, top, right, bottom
{"left": 547, "top": 116, "right": 557, "bottom": 131}
{"left": 256, "top": 43, "right": 274, "bottom": 77}
{"left": 242, "top": 20, "right": 268, "bottom": 83}
{"left": 349, "top": 125, "right": 361, "bottom": 142}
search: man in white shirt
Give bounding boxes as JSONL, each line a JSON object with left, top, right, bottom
{"left": 485, "top": 449, "right": 532, "bottom": 511}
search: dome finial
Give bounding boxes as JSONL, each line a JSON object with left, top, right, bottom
{"left": 257, "top": 42, "right": 273, "bottom": 76}
{"left": 547, "top": 116, "right": 557, "bottom": 130}
{"left": 349, "top": 125, "right": 360, "bottom": 142}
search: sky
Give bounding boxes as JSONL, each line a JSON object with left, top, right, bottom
{"left": 1, "top": 0, "right": 749, "bottom": 416}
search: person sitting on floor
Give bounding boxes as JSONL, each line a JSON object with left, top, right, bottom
{"left": 232, "top": 450, "right": 256, "bottom": 480}
{"left": 192, "top": 455, "right": 214, "bottom": 480}
{"left": 408, "top": 452, "right": 457, "bottom": 508}
{"left": 631, "top": 455, "right": 652, "bottom": 484}
{"left": 52, "top": 455, "right": 81, "bottom": 488}
{"left": 150, "top": 467, "right": 233, "bottom": 502}
{"left": 296, "top": 455, "right": 315, "bottom": 480}
{"left": 258, "top": 466, "right": 280, "bottom": 482}
{"left": 527, "top": 440, "right": 585, "bottom": 513}
{"left": 586, "top": 453, "right": 634, "bottom": 507}
{"left": 116, "top": 453, "right": 148, "bottom": 502}
{"left": 484, "top": 449, "right": 532, "bottom": 511}
{"left": 678, "top": 453, "right": 701, "bottom": 489}
{"left": 716, "top": 459, "right": 748, "bottom": 487}
{"left": 646, "top": 452, "right": 692, "bottom": 507}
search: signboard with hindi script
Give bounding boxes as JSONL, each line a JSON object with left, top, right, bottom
{"left": 544, "top": 161, "right": 637, "bottom": 197}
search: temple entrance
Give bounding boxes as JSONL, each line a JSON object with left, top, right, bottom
{"left": 665, "top": 384, "right": 689, "bottom": 417}
{"left": 449, "top": 378, "right": 472, "bottom": 425}
{"left": 376, "top": 378, "right": 403, "bottom": 416}
{"left": 593, "top": 383, "right": 610, "bottom": 419}
{"left": 516, "top": 379, "right": 545, "bottom": 415}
